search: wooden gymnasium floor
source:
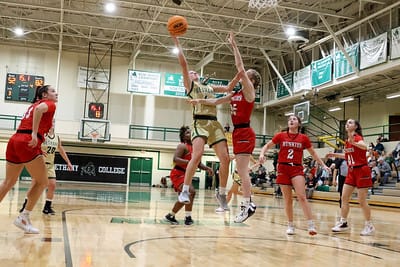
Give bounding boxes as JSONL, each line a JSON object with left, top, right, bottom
{"left": 0, "top": 181, "right": 399, "bottom": 267}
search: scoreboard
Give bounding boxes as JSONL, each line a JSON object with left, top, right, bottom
{"left": 5, "top": 73, "right": 44, "bottom": 102}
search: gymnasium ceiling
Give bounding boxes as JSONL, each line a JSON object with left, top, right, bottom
{"left": 1, "top": 0, "right": 400, "bottom": 112}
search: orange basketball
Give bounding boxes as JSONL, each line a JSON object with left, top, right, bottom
{"left": 167, "top": 15, "right": 188, "bottom": 36}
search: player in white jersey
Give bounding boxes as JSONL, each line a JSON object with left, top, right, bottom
{"left": 20, "top": 125, "right": 73, "bottom": 215}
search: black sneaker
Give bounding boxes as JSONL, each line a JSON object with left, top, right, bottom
{"left": 165, "top": 213, "right": 179, "bottom": 225}
{"left": 43, "top": 207, "right": 56, "bottom": 215}
{"left": 184, "top": 216, "right": 194, "bottom": 225}
{"left": 332, "top": 221, "right": 349, "bottom": 232}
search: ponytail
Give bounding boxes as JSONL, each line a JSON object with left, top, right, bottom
{"left": 32, "top": 85, "right": 50, "bottom": 103}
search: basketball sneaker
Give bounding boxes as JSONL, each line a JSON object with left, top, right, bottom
{"left": 360, "top": 222, "right": 375, "bottom": 236}
{"left": 13, "top": 213, "right": 39, "bottom": 234}
{"left": 178, "top": 190, "right": 190, "bottom": 204}
{"left": 43, "top": 207, "right": 56, "bottom": 215}
{"left": 215, "top": 192, "right": 229, "bottom": 211}
{"left": 286, "top": 225, "right": 295, "bottom": 235}
{"left": 308, "top": 221, "right": 317, "bottom": 236}
{"left": 184, "top": 216, "right": 194, "bottom": 225}
{"left": 332, "top": 220, "right": 349, "bottom": 232}
{"left": 234, "top": 202, "right": 256, "bottom": 223}
{"left": 165, "top": 213, "right": 179, "bottom": 225}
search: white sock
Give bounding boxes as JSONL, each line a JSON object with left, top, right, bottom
{"left": 182, "top": 185, "right": 189, "bottom": 192}
{"left": 219, "top": 187, "right": 226, "bottom": 195}
{"left": 185, "top": 211, "right": 192, "bottom": 217}
{"left": 243, "top": 197, "right": 250, "bottom": 204}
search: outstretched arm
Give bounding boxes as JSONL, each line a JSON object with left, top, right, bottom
{"left": 308, "top": 146, "right": 330, "bottom": 173}
{"left": 259, "top": 140, "right": 275, "bottom": 163}
{"left": 211, "top": 71, "right": 243, "bottom": 93}
{"left": 172, "top": 36, "right": 191, "bottom": 93}
{"left": 188, "top": 92, "right": 233, "bottom": 106}
{"left": 228, "top": 32, "right": 255, "bottom": 102}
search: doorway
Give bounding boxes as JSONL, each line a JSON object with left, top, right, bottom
{"left": 389, "top": 115, "right": 400, "bottom": 141}
{"left": 129, "top": 157, "right": 153, "bottom": 186}
{"left": 205, "top": 161, "right": 220, "bottom": 190}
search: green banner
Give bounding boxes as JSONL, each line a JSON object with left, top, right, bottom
{"left": 311, "top": 56, "right": 332, "bottom": 87}
{"left": 276, "top": 73, "right": 293, "bottom": 99}
{"left": 163, "top": 73, "right": 186, "bottom": 97}
{"left": 334, "top": 45, "right": 359, "bottom": 79}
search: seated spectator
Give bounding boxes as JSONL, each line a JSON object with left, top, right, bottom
{"left": 392, "top": 142, "right": 400, "bottom": 168}
{"left": 305, "top": 172, "right": 318, "bottom": 199}
{"left": 377, "top": 157, "right": 391, "bottom": 185}
{"left": 374, "top": 136, "right": 385, "bottom": 155}
{"left": 369, "top": 160, "right": 380, "bottom": 194}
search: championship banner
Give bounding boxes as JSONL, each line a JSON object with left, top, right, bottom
{"left": 55, "top": 153, "right": 128, "bottom": 184}
{"left": 163, "top": 73, "right": 186, "bottom": 97}
{"left": 276, "top": 72, "right": 293, "bottom": 99}
{"left": 311, "top": 55, "right": 332, "bottom": 87}
{"left": 334, "top": 44, "right": 359, "bottom": 79}
{"left": 360, "top": 32, "right": 388, "bottom": 70}
{"left": 293, "top": 66, "right": 311, "bottom": 93}
{"left": 127, "top": 70, "right": 161, "bottom": 94}
{"left": 391, "top": 27, "right": 400, "bottom": 59}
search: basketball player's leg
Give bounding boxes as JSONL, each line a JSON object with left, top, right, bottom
{"left": 233, "top": 154, "right": 256, "bottom": 223}
{"left": 14, "top": 156, "right": 47, "bottom": 234}
{"left": 179, "top": 137, "right": 205, "bottom": 204}
{"left": 0, "top": 162, "right": 24, "bottom": 201}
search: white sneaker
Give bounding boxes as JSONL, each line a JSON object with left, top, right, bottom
{"left": 332, "top": 221, "right": 349, "bottom": 232}
{"left": 308, "top": 222, "right": 317, "bottom": 236}
{"left": 215, "top": 206, "right": 225, "bottom": 212}
{"left": 178, "top": 191, "right": 190, "bottom": 204}
{"left": 286, "top": 225, "right": 295, "bottom": 235}
{"left": 14, "top": 214, "right": 39, "bottom": 234}
{"left": 215, "top": 192, "right": 229, "bottom": 211}
{"left": 360, "top": 223, "right": 375, "bottom": 236}
{"left": 234, "top": 202, "right": 256, "bottom": 223}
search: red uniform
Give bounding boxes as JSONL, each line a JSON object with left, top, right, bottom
{"left": 344, "top": 134, "right": 372, "bottom": 188}
{"left": 272, "top": 131, "right": 312, "bottom": 185}
{"left": 170, "top": 143, "right": 192, "bottom": 191}
{"left": 6, "top": 100, "right": 56, "bottom": 163}
{"left": 231, "top": 90, "right": 255, "bottom": 154}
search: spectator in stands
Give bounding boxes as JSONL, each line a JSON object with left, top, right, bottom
{"left": 326, "top": 118, "right": 375, "bottom": 236}
{"left": 369, "top": 160, "right": 380, "bottom": 194}
{"left": 374, "top": 136, "right": 385, "bottom": 155}
{"left": 377, "top": 156, "right": 391, "bottom": 185}
{"left": 305, "top": 171, "right": 318, "bottom": 199}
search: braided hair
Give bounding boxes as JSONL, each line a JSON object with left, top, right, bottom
{"left": 179, "top": 126, "right": 190, "bottom": 143}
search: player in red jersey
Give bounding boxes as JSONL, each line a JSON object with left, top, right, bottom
{"left": 189, "top": 32, "right": 261, "bottom": 222}
{"left": 164, "top": 126, "right": 213, "bottom": 225}
{"left": 326, "top": 119, "right": 375, "bottom": 236}
{"left": 259, "top": 115, "right": 330, "bottom": 235}
{"left": 0, "top": 85, "right": 57, "bottom": 234}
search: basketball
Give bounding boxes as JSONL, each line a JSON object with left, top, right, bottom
{"left": 167, "top": 15, "right": 188, "bottom": 36}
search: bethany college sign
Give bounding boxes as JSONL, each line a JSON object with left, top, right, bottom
{"left": 55, "top": 153, "right": 128, "bottom": 184}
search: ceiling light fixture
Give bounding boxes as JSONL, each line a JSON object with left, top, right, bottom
{"left": 105, "top": 2, "right": 116, "bottom": 13}
{"left": 328, "top": 107, "right": 341, "bottom": 112}
{"left": 386, "top": 92, "right": 400, "bottom": 99}
{"left": 172, "top": 47, "right": 179, "bottom": 54}
{"left": 284, "top": 111, "right": 294, "bottom": 116}
{"left": 339, "top": 96, "right": 354, "bottom": 103}
{"left": 14, "top": 27, "right": 24, "bottom": 36}
{"left": 285, "top": 27, "right": 296, "bottom": 37}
